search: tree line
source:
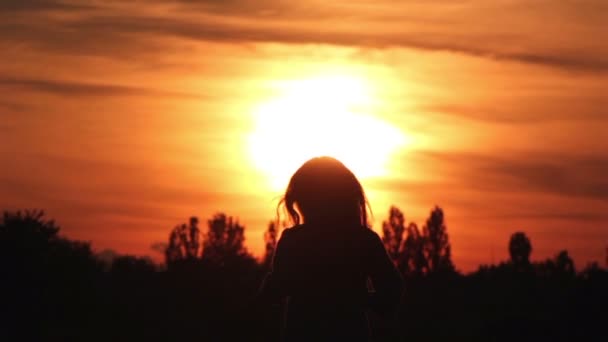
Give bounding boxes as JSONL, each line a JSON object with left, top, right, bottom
{"left": 1, "top": 208, "right": 606, "bottom": 341}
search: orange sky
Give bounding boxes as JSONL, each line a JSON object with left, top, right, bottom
{"left": 1, "top": 0, "right": 607, "bottom": 271}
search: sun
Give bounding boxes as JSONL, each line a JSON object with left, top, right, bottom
{"left": 248, "top": 74, "right": 407, "bottom": 190}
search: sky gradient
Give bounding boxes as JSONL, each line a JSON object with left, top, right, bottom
{"left": 1, "top": 0, "right": 607, "bottom": 271}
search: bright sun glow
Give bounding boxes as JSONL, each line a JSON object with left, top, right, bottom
{"left": 249, "top": 74, "right": 408, "bottom": 190}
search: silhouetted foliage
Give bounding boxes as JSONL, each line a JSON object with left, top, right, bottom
{"left": 422, "top": 206, "right": 454, "bottom": 274}
{"left": 1, "top": 207, "right": 606, "bottom": 341}
{"left": 400, "top": 222, "right": 427, "bottom": 277}
{"left": 0, "top": 210, "right": 101, "bottom": 340}
{"left": 555, "top": 250, "right": 575, "bottom": 271}
{"left": 262, "top": 220, "right": 279, "bottom": 270}
{"left": 165, "top": 216, "right": 201, "bottom": 266}
{"left": 203, "top": 213, "right": 250, "bottom": 265}
{"left": 509, "top": 231, "right": 532, "bottom": 269}
{"left": 382, "top": 206, "right": 405, "bottom": 262}
{"left": 581, "top": 261, "right": 604, "bottom": 280}
{"left": 0, "top": 209, "right": 59, "bottom": 243}
{"left": 382, "top": 206, "right": 454, "bottom": 278}
{"left": 549, "top": 250, "right": 576, "bottom": 278}
{"left": 0, "top": 210, "right": 99, "bottom": 273}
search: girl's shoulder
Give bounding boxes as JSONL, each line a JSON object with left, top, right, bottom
{"left": 359, "top": 226, "right": 383, "bottom": 244}
{"left": 279, "top": 224, "right": 304, "bottom": 239}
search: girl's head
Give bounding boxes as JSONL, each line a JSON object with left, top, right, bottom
{"left": 279, "top": 156, "right": 370, "bottom": 227}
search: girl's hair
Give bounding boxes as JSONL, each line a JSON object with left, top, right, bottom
{"left": 278, "top": 156, "right": 371, "bottom": 227}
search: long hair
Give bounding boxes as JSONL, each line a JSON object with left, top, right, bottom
{"left": 278, "top": 156, "right": 371, "bottom": 227}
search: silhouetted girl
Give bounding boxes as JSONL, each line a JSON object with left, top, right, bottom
{"left": 261, "top": 156, "right": 403, "bottom": 342}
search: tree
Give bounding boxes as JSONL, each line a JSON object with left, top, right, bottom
{"left": 0, "top": 209, "right": 59, "bottom": 247}
{"left": 509, "top": 231, "right": 532, "bottom": 269}
{"left": 580, "top": 261, "right": 605, "bottom": 280}
{"left": 422, "top": 206, "right": 454, "bottom": 274}
{"left": 203, "top": 213, "right": 248, "bottom": 265}
{"left": 382, "top": 206, "right": 405, "bottom": 263}
{"left": 262, "top": 221, "right": 279, "bottom": 270}
{"left": 554, "top": 250, "right": 575, "bottom": 274}
{"left": 0, "top": 210, "right": 100, "bottom": 340}
{"left": 165, "top": 216, "right": 202, "bottom": 265}
{"left": 0, "top": 209, "right": 98, "bottom": 271}
{"left": 381, "top": 205, "right": 454, "bottom": 277}
{"left": 400, "top": 222, "right": 427, "bottom": 277}
{"left": 537, "top": 249, "right": 575, "bottom": 279}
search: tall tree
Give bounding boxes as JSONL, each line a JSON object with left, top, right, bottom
{"left": 0, "top": 209, "right": 98, "bottom": 271}
{"left": 1, "top": 209, "right": 59, "bottom": 246}
{"left": 399, "top": 222, "right": 428, "bottom": 277}
{"left": 262, "top": 220, "right": 279, "bottom": 271}
{"left": 165, "top": 216, "right": 202, "bottom": 265}
{"left": 422, "top": 206, "right": 454, "bottom": 274}
{"left": 0, "top": 210, "right": 100, "bottom": 340}
{"left": 203, "top": 213, "right": 247, "bottom": 265}
{"left": 554, "top": 250, "right": 575, "bottom": 276}
{"left": 509, "top": 231, "right": 532, "bottom": 269}
{"left": 382, "top": 206, "right": 406, "bottom": 263}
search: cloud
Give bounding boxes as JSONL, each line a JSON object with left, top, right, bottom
{"left": 0, "top": 76, "right": 204, "bottom": 98}
{"left": 0, "top": 152, "right": 259, "bottom": 226}
{"left": 491, "top": 211, "right": 608, "bottom": 223}
{"left": 65, "top": 14, "right": 608, "bottom": 72}
{"left": 420, "top": 98, "right": 608, "bottom": 124}
{"left": 417, "top": 151, "right": 608, "bottom": 202}
{"left": 0, "top": 101, "right": 28, "bottom": 113}
{"left": 168, "top": 0, "right": 331, "bottom": 18}
{"left": 369, "top": 150, "right": 608, "bottom": 224}
{"left": 0, "top": 0, "right": 94, "bottom": 11}
{"left": 1, "top": 1, "right": 606, "bottom": 72}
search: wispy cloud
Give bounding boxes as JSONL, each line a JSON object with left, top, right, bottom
{"left": 0, "top": 0, "right": 95, "bottom": 12}
{"left": 0, "top": 101, "right": 28, "bottom": 113}
{"left": 421, "top": 99, "right": 608, "bottom": 124}
{"left": 1, "top": 0, "right": 606, "bottom": 72}
{"left": 415, "top": 151, "right": 608, "bottom": 202}
{"left": 0, "top": 76, "right": 204, "bottom": 98}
